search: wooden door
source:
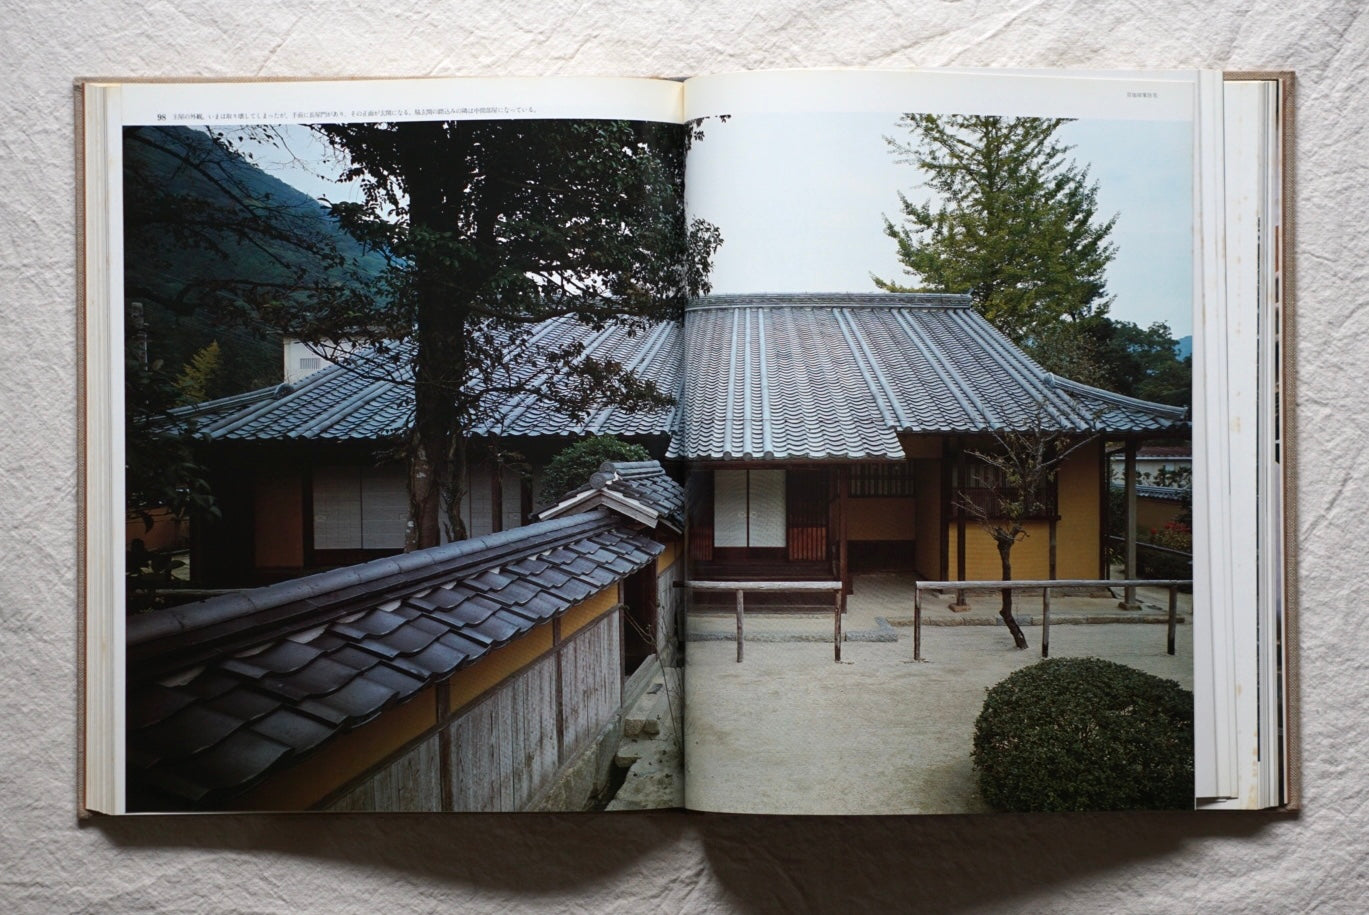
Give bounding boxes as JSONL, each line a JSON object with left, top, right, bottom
{"left": 787, "top": 469, "right": 829, "bottom": 561}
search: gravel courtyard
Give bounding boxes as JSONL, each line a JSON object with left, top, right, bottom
{"left": 683, "top": 585, "right": 1195, "bottom": 815}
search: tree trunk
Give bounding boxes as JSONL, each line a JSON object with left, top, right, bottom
{"left": 997, "top": 537, "right": 1029, "bottom": 649}
{"left": 400, "top": 120, "right": 469, "bottom": 550}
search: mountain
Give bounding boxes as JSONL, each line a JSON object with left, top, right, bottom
{"left": 122, "top": 125, "right": 388, "bottom": 397}
{"left": 1175, "top": 335, "right": 1192, "bottom": 360}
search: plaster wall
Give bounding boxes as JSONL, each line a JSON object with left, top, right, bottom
{"left": 3, "top": 1, "right": 1364, "bottom": 911}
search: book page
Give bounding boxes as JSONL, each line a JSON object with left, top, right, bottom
{"left": 84, "top": 76, "right": 695, "bottom": 814}
{"left": 674, "top": 68, "right": 1227, "bottom": 815}
{"left": 116, "top": 76, "right": 684, "bottom": 127}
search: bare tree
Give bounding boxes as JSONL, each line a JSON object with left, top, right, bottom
{"left": 955, "top": 408, "right": 1098, "bottom": 649}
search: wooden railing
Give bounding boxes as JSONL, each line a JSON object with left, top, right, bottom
{"left": 682, "top": 580, "right": 845, "bottom": 663}
{"left": 911, "top": 579, "right": 1192, "bottom": 661}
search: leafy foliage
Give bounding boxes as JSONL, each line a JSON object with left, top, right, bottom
{"left": 174, "top": 341, "right": 222, "bottom": 405}
{"left": 972, "top": 658, "right": 1194, "bottom": 811}
{"left": 1030, "top": 317, "right": 1191, "bottom": 408}
{"left": 124, "top": 351, "right": 218, "bottom": 530}
{"left": 540, "top": 435, "right": 652, "bottom": 502}
{"left": 122, "top": 125, "right": 387, "bottom": 395}
{"left": 277, "top": 119, "right": 720, "bottom": 546}
{"left": 876, "top": 114, "right": 1117, "bottom": 345}
{"left": 1138, "top": 521, "right": 1194, "bottom": 583}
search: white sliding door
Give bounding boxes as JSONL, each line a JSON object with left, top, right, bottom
{"left": 713, "top": 469, "right": 786, "bottom": 548}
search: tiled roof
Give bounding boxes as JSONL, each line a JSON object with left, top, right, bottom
{"left": 176, "top": 293, "right": 1186, "bottom": 454}
{"left": 176, "top": 316, "right": 681, "bottom": 442}
{"left": 125, "top": 508, "right": 662, "bottom": 810}
{"left": 540, "top": 460, "right": 685, "bottom": 532}
{"left": 672, "top": 293, "right": 1188, "bottom": 460}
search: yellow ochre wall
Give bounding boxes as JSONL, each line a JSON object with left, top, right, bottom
{"left": 846, "top": 498, "right": 917, "bottom": 541}
{"left": 946, "top": 441, "right": 1102, "bottom": 581}
{"left": 914, "top": 459, "right": 942, "bottom": 577}
{"left": 655, "top": 540, "right": 680, "bottom": 574}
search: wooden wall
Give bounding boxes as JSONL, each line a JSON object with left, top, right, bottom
{"left": 655, "top": 544, "right": 684, "bottom": 667}
{"left": 445, "top": 656, "right": 561, "bottom": 812}
{"left": 323, "top": 609, "right": 624, "bottom": 813}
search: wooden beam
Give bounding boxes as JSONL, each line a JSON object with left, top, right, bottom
{"left": 834, "top": 588, "right": 842, "bottom": 663}
{"left": 953, "top": 439, "right": 968, "bottom": 610}
{"left": 552, "top": 616, "right": 564, "bottom": 764}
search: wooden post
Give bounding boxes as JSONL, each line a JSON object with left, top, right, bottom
{"left": 914, "top": 586, "right": 923, "bottom": 662}
{"left": 1167, "top": 585, "right": 1178, "bottom": 656}
{"left": 553, "top": 616, "right": 565, "bottom": 764}
{"left": 436, "top": 681, "right": 454, "bottom": 811}
{"left": 1041, "top": 587, "right": 1051, "bottom": 658}
{"left": 1123, "top": 439, "right": 1139, "bottom": 609}
{"left": 834, "top": 589, "right": 842, "bottom": 662}
{"left": 1099, "top": 442, "right": 1112, "bottom": 578}
{"left": 735, "top": 589, "right": 744, "bottom": 663}
{"left": 520, "top": 475, "right": 533, "bottom": 527}
{"left": 954, "top": 441, "right": 968, "bottom": 610}
{"left": 837, "top": 467, "right": 850, "bottom": 596}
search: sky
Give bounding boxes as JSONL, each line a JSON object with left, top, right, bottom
{"left": 240, "top": 111, "right": 1194, "bottom": 339}
{"left": 684, "top": 110, "right": 1194, "bottom": 338}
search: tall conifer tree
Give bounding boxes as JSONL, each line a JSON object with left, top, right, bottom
{"left": 876, "top": 115, "right": 1117, "bottom": 345}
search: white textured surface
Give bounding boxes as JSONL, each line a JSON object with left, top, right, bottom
{"left": 2, "top": 0, "right": 1362, "bottom": 910}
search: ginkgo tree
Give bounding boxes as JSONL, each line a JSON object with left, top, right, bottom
{"left": 875, "top": 114, "right": 1117, "bottom": 346}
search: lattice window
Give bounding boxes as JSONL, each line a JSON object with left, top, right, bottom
{"left": 956, "top": 458, "right": 1057, "bottom": 520}
{"left": 849, "top": 463, "right": 916, "bottom": 498}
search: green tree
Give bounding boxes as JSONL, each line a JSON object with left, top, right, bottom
{"left": 540, "top": 435, "right": 652, "bottom": 503}
{"left": 174, "top": 340, "right": 222, "bottom": 405}
{"left": 1030, "top": 316, "right": 1191, "bottom": 408}
{"left": 875, "top": 114, "right": 1117, "bottom": 345}
{"left": 122, "top": 126, "right": 378, "bottom": 393}
{"left": 251, "top": 120, "right": 720, "bottom": 548}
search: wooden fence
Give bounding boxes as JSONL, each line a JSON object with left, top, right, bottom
{"left": 329, "top": 608, "right": 623, "bottom": 812}
{"left": 911, "top": 579, "right": 1192, "bottom": 661}
{"left": 682, "top": 580, "right": 845, "bottom": 662}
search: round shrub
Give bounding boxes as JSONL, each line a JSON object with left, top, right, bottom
{"left": 972, "top": 657, "right": 1193, "bottom": 812}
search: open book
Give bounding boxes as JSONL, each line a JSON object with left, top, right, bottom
{"left": 80, "top": 69, "right": 1292, "bottom": 815}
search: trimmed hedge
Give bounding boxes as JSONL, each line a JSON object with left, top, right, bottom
{"left": 972, "top": 658, "right": 1194, "bottom": 812}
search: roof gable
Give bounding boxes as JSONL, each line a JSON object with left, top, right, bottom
{"left": 539, "top": 459, "right": 685, "bottom": 532}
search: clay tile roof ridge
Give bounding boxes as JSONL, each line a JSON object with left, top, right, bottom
{"left": 687, "top": 291, "right": 975, "bottom": 311}
{"left": 127, "top": 510, "right": 622, "bottom": 671}
{"left": 1046, "top": 374, "right": 1190, "bottom": 420}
